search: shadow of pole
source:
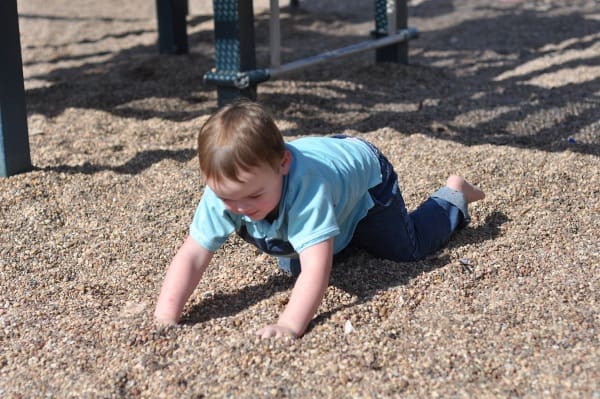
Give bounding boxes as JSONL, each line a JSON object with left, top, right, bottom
{"left": 40, "top": 148, "right": 197, "bottom": 175}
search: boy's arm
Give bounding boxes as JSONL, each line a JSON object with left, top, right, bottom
{"left": 154, "top": 235, "right": 214, "bottom": 325}
{"left": 256, "top": 237, "right": 334, "bottom": 338}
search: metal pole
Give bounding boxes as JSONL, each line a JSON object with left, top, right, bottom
{"left": 155, "top": 0, "right": 189, "bottom": 54}
{"left": 375, "top": 0, "right": 409, "bottom": 63}
{"left": 211, "top": 0, "right": 258, "bottom": 106}
{"left": 0, "top": 0, "right": 32, "bottom": 177}
{"left": 269, "top": 28, "right": 417, "bottom": 78}
{"left": 386, "top": 0, "right": 397, "bottom": 35}
{"left": 269, "top": 0, "right": 281, "bottom": 68}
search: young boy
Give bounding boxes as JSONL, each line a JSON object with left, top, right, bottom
{"left": 154, "top": 101, "right": 484, "bottom": 338}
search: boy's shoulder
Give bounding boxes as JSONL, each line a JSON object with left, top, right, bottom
{"left": 287, "top": 135, "right": 375, "bottom": 164}
{"left": 287, "top": 135, "right": 366, "bottom": 153}
{"left": 287, "top": 135, "right": 330, "bottom": 147}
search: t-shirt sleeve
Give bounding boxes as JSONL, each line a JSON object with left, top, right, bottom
{"left": 286, "top": 175, "right": 340, "bottom": 253}
{"left": 189, "top": 189, "right": 235, "bottom": 252}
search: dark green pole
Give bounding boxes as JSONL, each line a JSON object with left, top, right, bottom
{"left": 0, "top": 0, "right": 32, "bottom": 177}
{"left": 156, "top": 0, "right": 189, "bottom": 54}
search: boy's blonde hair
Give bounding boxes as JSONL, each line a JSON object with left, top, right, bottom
{"left": 197, "top": 101, "right": 285, "bottom": 183}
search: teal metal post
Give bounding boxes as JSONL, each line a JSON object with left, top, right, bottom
{"left": 204, "top": 0, "right": 260, "bottom": 106}
{"left": 374, "top": 0, "right": 409, "bottom": 64}
{"left": 0, "top": 0, "right": 32, "bottom": 177}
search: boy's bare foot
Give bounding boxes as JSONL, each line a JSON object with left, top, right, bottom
{"left": 446, "top": 175, "right": 485, "bottom": 203}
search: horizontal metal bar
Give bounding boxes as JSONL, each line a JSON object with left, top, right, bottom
{"left": 268, "top": 27, "right": 418, "bottom": 78}
{"left": 204, "top": 69, "right": 270, "bottom": 88}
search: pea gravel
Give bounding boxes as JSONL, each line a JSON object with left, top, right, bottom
{"left": 1, "top": 0, "right": 599, "bottom": 397}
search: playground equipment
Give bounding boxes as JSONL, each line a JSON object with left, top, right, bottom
{"left": 0, "top": 0, "right": 417, "bottom": 177}
{"left": 204, "top": 0, "right": 418, "bottom": 105}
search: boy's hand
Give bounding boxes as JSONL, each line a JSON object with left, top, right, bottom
{"left": 258, "top": 238, "right": 334, "bottom": 339}
{"left": 153, "top": 312, "right": 179, "bottom": 326}
{"left": 256, "top": 324, "right": 298, "bottom": 339}
{"left": 154, "top": 236, "right": 213, "bottom": 326}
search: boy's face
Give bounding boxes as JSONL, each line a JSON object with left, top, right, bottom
{"left": 207, "top": 151, "right": 292, "bottom": 221}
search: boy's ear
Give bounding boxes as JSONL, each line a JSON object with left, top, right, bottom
{"left": 280, "top": 150, "right": 292, "bottom": 175}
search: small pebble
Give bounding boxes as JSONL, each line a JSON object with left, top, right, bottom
{"left": 344, "top": 320, "right": 355, "bottom": 334}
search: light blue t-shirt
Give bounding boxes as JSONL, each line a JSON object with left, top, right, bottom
{"left": 190, "top": 136, "right": 382, "bottom": 256}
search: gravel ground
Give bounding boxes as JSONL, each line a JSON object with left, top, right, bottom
{"left": 1, "top": 0, "right": 599, "bottom": 397}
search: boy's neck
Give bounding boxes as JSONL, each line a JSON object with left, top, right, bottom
{"left": 265, "top": 207, "right": 279, "bottom": 223}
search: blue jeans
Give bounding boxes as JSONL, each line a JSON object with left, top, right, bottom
{"left": 348, "top": 186, "right": 468, "bottom": 262}
{"left": 278, "top": 187, "right": 469, "bottom": 277}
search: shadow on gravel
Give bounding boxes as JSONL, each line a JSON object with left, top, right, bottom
{"left": 309, "top": 210, "right": 509, "bottom": 330}
{"left": 262, "top": 10, "right": 600, "bottom": 156}
{"left": 182, "top": 273, "right": 293, "bottom": 324}
{"left": 183, "top": 209, "right": 508, "bottom": 328}
{"left": 448, "top": 211, "right": 509, "bottom": 249}
{"left": 22, "top": 3, "right": 599, "bottom": 157}
{"left": 40, "top": 148, "right": 197, "bottom": 175}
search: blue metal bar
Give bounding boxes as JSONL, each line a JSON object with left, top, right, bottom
{"left": 0, "top": 0, "right": 32, "bottom": 177}
{"left": 156, "top": 0, "right": 189, "bottom": 54}
{"left": 269, "top": 28, "right": 418, "bottom": 78}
